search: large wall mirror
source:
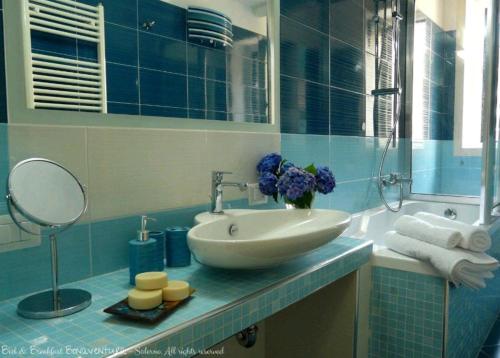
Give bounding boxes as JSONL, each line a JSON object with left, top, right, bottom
{"left": 409, "top": 0, "right": 491, "bottom": 198}
{"left": 4, "top": 0, "right": 279, "bottom": 132}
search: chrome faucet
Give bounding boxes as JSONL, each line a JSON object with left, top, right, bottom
{"left": 381, "top": 172, "right": 412, "bottom": 187}
{"left": 211, "top": 171, "right": 248, "bottom": 214}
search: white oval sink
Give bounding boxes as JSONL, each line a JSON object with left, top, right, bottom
{"left": 188, "top": 209, "right": 351, "bottom": 269}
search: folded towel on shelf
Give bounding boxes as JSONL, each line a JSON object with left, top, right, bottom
{"left": 384, "top": 231, "right": 499, "bottom": 289}
{"left": 415, "top": 212, "right": 492, "bottom": 252}
{"left": 394, "top": 215, "right": 463, "bottom": 249}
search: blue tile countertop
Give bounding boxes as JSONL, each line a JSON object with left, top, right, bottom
{"left": 0, "top": 237, "right": 372, "bottom": 357}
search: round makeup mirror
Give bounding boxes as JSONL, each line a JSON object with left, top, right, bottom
{"left": 6, "top": 158, "right": 91, "bottom": 319}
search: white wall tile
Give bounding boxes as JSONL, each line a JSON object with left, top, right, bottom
{"left": 7, "top": 124, "right": 91, "bottom": 220}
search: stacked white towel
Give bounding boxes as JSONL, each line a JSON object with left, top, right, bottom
{"left": 415, "top": 212, "right": 491, "bottom": 252}
{"left": 384, "top": 232, "right": 499, "bottom": 289}
{"left": 393, "top": 215, "right": 463, "bottom": 249}
{"left": 384, "top": 212, "right": 497, "bottom": 289}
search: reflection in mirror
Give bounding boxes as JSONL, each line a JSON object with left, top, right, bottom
{"left": 6, "top": 158, "right": 91, "bottom": 319}
{"left": 22, "top": 0, "right": 269, "bottom": 124}
{"left": 8, "top": 159, "right": 86, "bottom": 226}
{"left": 411, "top": 0, "right": 485, "bottom": 197}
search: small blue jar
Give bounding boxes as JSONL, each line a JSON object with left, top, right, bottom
{"left": 149, "top": 231, "right": 166, "bottom": 270}
{"left": 165, "top": 227, "right": 191, "bottom": 267}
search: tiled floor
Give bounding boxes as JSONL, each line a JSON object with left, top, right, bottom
{"left": 479, "top": 317, "right": 500, "bottom": 357}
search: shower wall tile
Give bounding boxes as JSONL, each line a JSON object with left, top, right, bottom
{"left": 330, "top": 0, "right": 364, "bottom": 51}
{"left": 281, "top": 0, "right": 330, "bottom": 33}
{"left": 281, "top": 76, "right": 330, "bottom": 135}
{"left": 280, "top": 16, "right": 330, "bottom": 85}
{"left": 281, "top": 133, "right": 330, "bottom": 168}
{"left": 330, "top": 38, "right": 365, "bottom": 94}
{"left": 330, "top": 87, "right": 366, "bottom": 136}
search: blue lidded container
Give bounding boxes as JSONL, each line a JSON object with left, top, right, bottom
{"left": 149, "top": 231, "right": 166, "bottom": 270}
{"left": 165, "top": 227, "right": 191, "bottom": 267}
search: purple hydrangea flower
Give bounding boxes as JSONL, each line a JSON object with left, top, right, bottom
{"left": 315, "top": 166, "right": 336, "bottom": 194}
{"left": 258, "top": 172, "right": 278, "bottom": 196}
{"left": 277, "top": 167, "right": 316, "bottom": 201}
{"left": 257, "top": 153, "right": 282, "bottom": 174}
{"left": 279, "top": 161, "right": 295, "bottom": 175}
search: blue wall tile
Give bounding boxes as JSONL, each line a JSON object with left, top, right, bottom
{"left": 330, "top": 0, "right": 364, "bottom": 50}
{"left": 280, "top": 16, "right": 330, "bottom": 85}
{"left": 31, "top": 31, "right": 77, "bottom": 58}
{"left": 330, "top": 38, "right": 365, "bottom": 94}
{"left": 140, "top": 69, "right": 187, "bottom": 108}
{"left": 330, "top": 87, "right": 365, "bottom": 136}
{"left": 141, "top": 105, "right": 187, "bottom": 118}
{"left": 107, "top": 102, "right": 139, "bottom": 115}
{"left": 80, "top": 0, "right": 138, "bottom": 29}
{"left": 226, "top": 55, "right": 266, "bottom": 90}
{"left": 140, "top": 32, "right": 187, "bottom": 74}
{"left": 105, "top": 23, "right": 138, "bottom": 66}
{"left": 0, "top": 224, "right": 91, "bottom": 301}
{"left": 138, "top": 0, "right": 186, "bottom": 41}
{"left": 280, "top": 76, "right": 330, "bottom": 135}
{"left": 281, "top": 0, "right": 329, "bottom": 34}
{"left": 188, "top": 77, "right": 226, "bottom": 113}
{"left": 188, "top": 45, "right": 226, "bottom": 81}
{"left": 106, "top": 63, "right": 139, "bottom": 104}
{"left": 232, "top": 27, "right": 268, "bottom": 63}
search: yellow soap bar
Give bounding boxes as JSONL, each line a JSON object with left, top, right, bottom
{"left": 162, "top": 280, "right": 190, "bottom": 301}
{"left": 128, "top": 288, "right": 162, "bottom": 310}
{"left": 135, "top": 272, "right": 168, "bottom": 290}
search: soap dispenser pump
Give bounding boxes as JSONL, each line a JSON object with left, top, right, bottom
{"left": 129, "top": 215, "right": 158, "bottom": 285}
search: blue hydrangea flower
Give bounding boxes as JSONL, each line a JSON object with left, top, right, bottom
{"left": 257, "top": 153, "right": 282, "bottom": 174}
{"left": 315, "top": 166, "right": 336, "bottom": 194}
{"left": 277, "top": 167, "right": 316, "bottom": 201}
{"left": 279, "top": 161, "right": 295, "bottom": 175}
{"left": 258, "top": 172, "right": 278, "bottom": 196}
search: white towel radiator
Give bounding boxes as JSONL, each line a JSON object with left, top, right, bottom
{"left": 21, "top": 0, "right": 107, "bottom": 113}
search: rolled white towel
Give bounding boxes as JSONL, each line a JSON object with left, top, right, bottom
{"left": 394, "top": 215, "right": 463, "bottom": 249}
{"left": 384, "top": 231, "right": 499, "bottom": 289}
{"left": 415, "top": 212, "right": 491, "bottom": 252}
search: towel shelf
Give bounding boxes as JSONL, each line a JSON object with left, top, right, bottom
{"left": 22, "top": 0, "right": 107, "bottom": 113}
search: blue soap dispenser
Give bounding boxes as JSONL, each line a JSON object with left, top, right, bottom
{"left": 129, "top": 215, "right": 158, "bottom": 285}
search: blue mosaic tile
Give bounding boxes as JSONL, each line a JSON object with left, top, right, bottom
{"left": 369, "top": 267, "right": 445, "bottom": 358}
{"left": 0, "top": 238, "right": 371, "bottom": 357}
